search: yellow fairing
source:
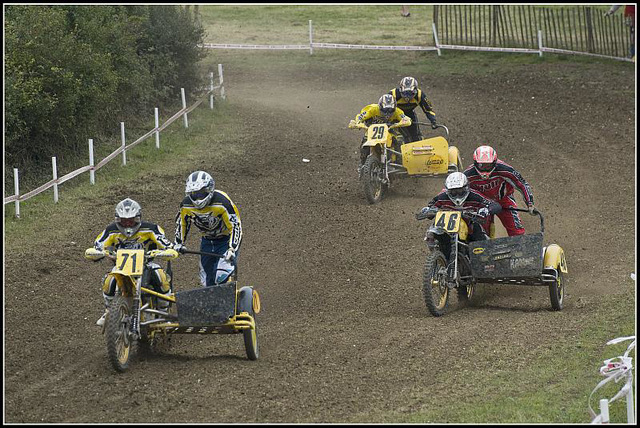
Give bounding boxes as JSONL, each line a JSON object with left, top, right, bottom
{"left": 363, "top": 124, "right": 393, "bottom": 148}
{"left": 458, "top": 218, "right": 469, "bottom": 241}
{"left": 401, "top": 137, "right": 449, "bottom": 175}
{"left": 544, "top": 244, "right": 568, "bottom": 273}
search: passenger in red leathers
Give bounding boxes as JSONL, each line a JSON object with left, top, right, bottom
{"left": 463, "top": 146, "right": 535, "bottom": 236}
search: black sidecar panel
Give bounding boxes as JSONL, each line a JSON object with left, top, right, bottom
{"left": 469, "top": 233, "right": 543, "bottom": 280}
{"left": 176, "top": 282, "right": 236, "bottom": 326}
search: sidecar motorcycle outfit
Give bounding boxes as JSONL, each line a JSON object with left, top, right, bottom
{"left": 92, "top": 198, "right": 174, "bottom": 326}
{"left": 388, "top": 76, "right": 438, "bottom": 143}
{"left": 174, "top": 170, "right": 243, "bottom": 287}
{"left": 463, "top": 145, "right": 535, "bottom": 236}
{"left": 352, "top": 94, "right": 412, "bottom": 166}
{"left": 421, "top": 172, "right": 502, "bottom": 242}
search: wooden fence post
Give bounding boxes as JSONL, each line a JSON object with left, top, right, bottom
{"left": 120, "top": 122, "right": 127, "bottom": 166}
{"left": 218, "top": 64, "right": 226, "bottom": 100}
{"left": 155, "top": 108, "right": 160, "bottom": 149}
{"left": 586, "top": 7, "right": 594, "bottom": 53}
{"left": 309, "top": 20, "right": 314, "bottom": 55}
{"left": 89, "top": 139, "right": 95, "bottom": 184}
{"left": 52, "top": 157, "right": 58, "bottom": 203}
{"left": 13, "top": 168, "right": 20, "bottom": 218}
{"left": 538, "top": 30, "right": 544, "bottom": 57}
{"left": 181, "top": 88, "right": 188, "bottom": 128}
{"left": 432, "top": 22, "right": 442, "bottom": 56}
{"left": 209, "top": 71, "right": 215, "bottom": 109}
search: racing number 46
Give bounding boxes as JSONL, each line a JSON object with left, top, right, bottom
{"left": 435, "top": 211, "right": 461, "bottom": 232}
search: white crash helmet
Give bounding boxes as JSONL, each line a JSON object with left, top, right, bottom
{"left": 378, "top": 94, "right": 396, "bottom": 119}
{"left": 444, "top": 172, "right": 470, "bottom": 207}
{"left": 399, "top": 76, "right": 418, "bottom": 99}
{"left": 115, "top": 198, "right": 142, "bottom": 237}
{"left": 185, "top": 171, "right": 215, "bottom": 209}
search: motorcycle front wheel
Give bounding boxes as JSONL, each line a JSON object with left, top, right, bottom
{"left": 105, "top": 295, "right": 133, "bottom": 372}
{"left": 422, "top": 250, "right": 450, "bottom": 316}
{"left": 361, "top": 155, "right": 385, "bottom": 204}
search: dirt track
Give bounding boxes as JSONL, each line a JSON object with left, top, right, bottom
{"left": 4, "top": 52, "right": 635, "bottom": 422}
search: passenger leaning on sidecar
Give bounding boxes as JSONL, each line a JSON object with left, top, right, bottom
{"left": 463, "top": 145, "right": 535, "bottom": 237}
{"left": 388, "top": 76, "right": 438, "bottom": 143}
{"left": 92, "top": 198, "right": 174, "bottom": 326}
{"left": 173, "top": 170, "right": 242, "bottom": 287}
{"left": 418, "top": 172, "right": 502, "bottom": 242}
{"left": 349, "top": 93, "right": 411, "bottom": 168}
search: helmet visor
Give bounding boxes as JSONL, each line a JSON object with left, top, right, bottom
{"left": 190, "top": 189, "right": 210, "bottom": 201}
{"left": 447, "top": 188, "right": 468, "bottom": 198}
{"left": 476, "top": 162, "right": 495, "bottom": 173}
{"left": 380, "top": 107, "right": 394, "bottom": 117}
{"left": 119, "top": 217, "right": 139, "bottom": 228}
{"left": 400, "top": 89, "right": 416, "bottom": 99}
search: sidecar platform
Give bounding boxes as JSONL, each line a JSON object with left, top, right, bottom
{"left": 468, "top": 233, "right": 545, "bottom": 284}
{"left": 176, "top": 281, "right": 237, "bottom": 325}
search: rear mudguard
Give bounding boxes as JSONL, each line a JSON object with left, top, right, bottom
{"left": 237, "top": 286, "right": 261, "bottom": 314}
{"left": 543, "top": 244, "right": 568, "bottom": 273}
{"left": 448, "top": 145, "right": 462, "bottom": 171}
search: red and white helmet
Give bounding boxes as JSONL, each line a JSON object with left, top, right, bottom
{"left": 473, "top": 145, "right": 498, "bottom": 178}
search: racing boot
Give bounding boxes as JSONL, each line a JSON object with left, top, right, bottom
{"left": 96, "top": 295, "right": 113, "bottom": 327}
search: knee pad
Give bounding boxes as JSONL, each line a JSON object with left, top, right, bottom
{"left": 150, "top": 267, "right": 171, "bottom": 293}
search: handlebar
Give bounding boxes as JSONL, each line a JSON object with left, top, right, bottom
{"left": 503, "top": 207, "right": 544, "bottom": 233}
{"left": 414, "top": 122, "right": 449, "bottom": 138}
{"left": 415, "top": 207, "right": 488, "bottom": 222}
{"left": 84, "top": 248, "right": 179, "bottom": 261}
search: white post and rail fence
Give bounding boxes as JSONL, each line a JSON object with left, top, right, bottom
{"left": 200, "top": 9, "right": 633, "bottom": 63}
{"left": 4, "top": 65, "right": 226, "bottom": 218}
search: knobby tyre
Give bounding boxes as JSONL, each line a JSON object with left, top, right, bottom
{"left": 238, "top": 287, "right": 259, "bottom": 360}
{"left": 423, "top": 250, "right": 450, "bottom": 317}
{"left": 105, "top": 295, "right": 133, "bottom": 372}
{"left": 361, "top": 155, "right": 385, "bottom": 204}
{"left": 549, "top": 270, "right": 565, "bottom": 311}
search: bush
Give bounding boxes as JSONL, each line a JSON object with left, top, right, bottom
{"left": 4, "top": 5, "right": 206, "bottom": 186}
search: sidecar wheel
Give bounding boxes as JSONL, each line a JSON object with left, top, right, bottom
{"left": 105, "top": 296, "right": 133, "bottom": 372}
{"left": 549, "top": 270, "right": 565, "bottom": 311}
{"left": 238, "top": 287, "right": 259, "bottom": 360}
{"left": 423, "top": 251, "right": 450, "bottom": 317}
{"left": 361, "top": 155, "right": 385, "bottom": 204}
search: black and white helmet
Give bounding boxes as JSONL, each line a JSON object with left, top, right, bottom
{"left": 115, "top": 198, "right": 142, "bottom": 237}
{"left": 399, "top": 76, "right": 418, "bottom": 99}
{"left": 378, "top": 94, "right": 396, "bottom": 119}
{"left": 185, "top": 171, "right": 215, "bottom": 209}
{"left": 444, "top": 172, "right": 470, "bottom": 207}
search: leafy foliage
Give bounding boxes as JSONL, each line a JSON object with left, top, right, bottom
{"left": 5, "top": 5, "right": 206, "bottom": 174}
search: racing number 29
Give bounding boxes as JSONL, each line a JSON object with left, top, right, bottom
{"left": 371, "top": 125, "right": 385, "bottom": 139}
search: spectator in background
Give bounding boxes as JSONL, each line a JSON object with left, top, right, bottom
{"left": 401, "top": 5, "right": 410, "bottom": 17}
{"left": 605, "top": 5, "right": 635, "bottom": 58}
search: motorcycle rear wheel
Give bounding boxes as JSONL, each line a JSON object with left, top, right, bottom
{"left": 105, "top": 295, "right": 133, "bottom": 372}
{"left": 361, "top": 155, "right": 385, "bottom": 204}
{"left": 423, "top": 250, "right": 450, "bottom": 316}
{"left": 549, "top": 270, "right": 564, "bottom": 311}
